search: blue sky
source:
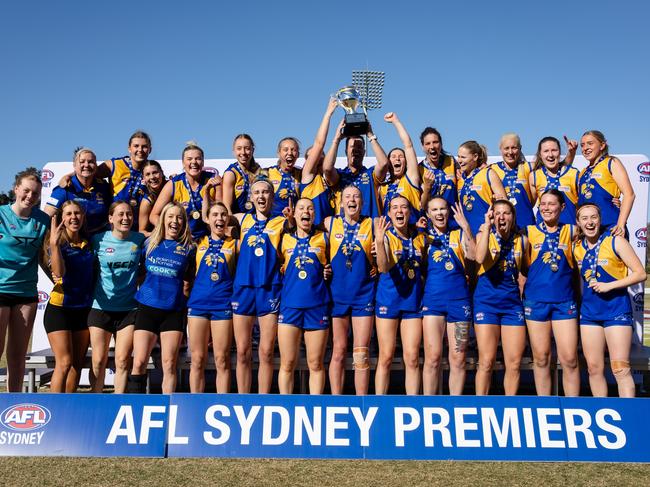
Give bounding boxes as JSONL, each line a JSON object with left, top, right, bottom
{"left": 1, "top": 0, "right": 648, "bottom": 207}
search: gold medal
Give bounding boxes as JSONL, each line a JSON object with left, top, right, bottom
{"left": 466, "top": 202, "right": 473, "bottom": 211}
{"left": 244, "top": 201, "right": 253, "bottom": 211}
{"left": 210, "top": 272, "right": 220, "bottom": 281}
{"left": 192, "top": 210, "right": 201, "bottom": 220}
{"left": 509, "top": 197, "right": 517, "bottom": 206}
{"left": 407, "top": 268, "right": 415, "bottom": 279}
{"left": 445, "top": 261, "right": 454, "bottom": 271}
{"left": 254, "top": 247, "right": 264, "bottom": 257}
{"left": 129, "top": 198, "right": 138, "bottom": 207}
{"left": 585, "top": 191, "right": 592, "bottom": 199}
{"left": 346, "top": 259, "right": 353, "bottom": 270}
{"left": 298, "top": 270, "right": 307, "bottom": 280}
{"left": 588, "top": 277, "right": 597, "bottom": 286}
{"left": 550, "top": 262, "right": 559, "bottom": 272}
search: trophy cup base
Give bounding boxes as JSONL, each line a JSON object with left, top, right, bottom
{"left": 342, "top": 113, "right": 369, "bottom": 137}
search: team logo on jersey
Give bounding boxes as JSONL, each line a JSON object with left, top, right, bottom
{"left": 635, "top": 228, "right": 646, "bottom": 242}
{"left": 40, "top": 169, "right": 54, "bottom": 183}
{"left": 37, "top": 291, "right": 49, "bottom": 303}
{"left": 1, "top": 404, "right": 51, "bottom": 431}
{"left": 636, "top": 162, "right": 650, "bottom": 175}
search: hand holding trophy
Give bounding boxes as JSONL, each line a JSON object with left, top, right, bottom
{"left": 334, "top": 70, "right": 385, "bottom": 137}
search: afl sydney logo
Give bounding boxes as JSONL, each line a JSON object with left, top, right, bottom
{"left": 637, "top": 162, "right": 650, "bottom": 175}
{"left": 40, "top": 169, "right": 54, "bottom": 183}
{"left": 37, "top": 291, "right": 49, "bottom": 303}
{"left": 635, "top": 228, "right": 646, "bottom": 241}
{"left": 1, "top": 404, "right": 51, "bottom": 431}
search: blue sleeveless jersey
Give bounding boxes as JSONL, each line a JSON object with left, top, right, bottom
{"left": 329, "top": 216, "right": 376, "bottom": 306}
{"left": 578, "top": 156, "right": 621, "bottom": 229}
{"left": 376, "top": 229, "right": 425, "bottom": 311}
{"left": 187, "top": 235, "right": 237, "bottom": 310}
{"left": 573, "top": 235, "right": 632, "bottom": 320}
{"left": 458, "top": 167, "right": 496, "bottom": 236}
{"left": 91, "top": 231, "right": 145, "bottom": 311}
{"left": 424, "top": 228, "right": 469, "bottom": 301}
{"left": 267, "top": 166, "right": 302, "bottom": 218}
{"left": 235, "top": 214, "right": 285, "bottom": 287}
{"left": 300, "top": 175, "right": 333, "bottom": 225}
{"left": 0, "top": 205, "right": 49, "bottom": 297}
{"left": 474, "top": 231, "right": 524, "bottom": 310}
{"left": 170, "top": 172, "right": 215, "bottom": 240}
{"left": 48, "top": 240, "right": 94, "bottom": 308}
{"left": 136, "top": 239, "right": 194, "bottom": 311}
{"left": 531, "top": 165, "right": 580, "bottom": 226}
{"left": 524, "top": 224, "right": 574, "bottom": 303}
{"left": 280, "top": 230, "right": 330, "bottom": 308}
{"left": 46, "top": 175, "right": 112, "bottom": 235}
{"left": 491, "top": 161, "right": 535, "bottom": 229}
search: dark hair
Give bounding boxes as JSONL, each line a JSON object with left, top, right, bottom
{"left": 493, "top": 198, "right": 517, "bottom": 218}
{"left": 540, "top": 188, "right": 566, "bottom": 206}
{"left": 277, "top": 137, "right": 301, "bottom": 152}
{"left": 129, "top": 130, "right": 152, "bottom": 147}
{"left": 459, "top": 140, "right": 488, "bottom": 166}
{"left": 426, "top": 194, "right": 449, "bottom": 210}
{"left": 533, "top": 136, "right": 561, "bottom": 170}
{"left": 345, "top": 136, "right": 365, "bottom": 151}
{"left": 233, "top": 133, "right": 255, "bottom": 149}
{"left": 582, "top": 130, "right": 609, "bottom": 156}
{"left": 14, "top": 167, "right": 42, "bottom": 188}
{"left": 419, "top": 127, "right": 445, "bottom": 153}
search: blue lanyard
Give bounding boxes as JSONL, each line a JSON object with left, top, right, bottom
{"left": 583, "top": 233, "right": 606, "bottom": 282}
{"left": 208, "top": 237, "right": 224, "bottom": 268}
{"left": 392, "top": 229, "right": 416, "bottom": 266}
{"left": 182, "top": 174, "right": 203, "bottom": 213}
{"left": 383, "top": 180, "right": 400, "bottom": 214}
{"left": 294, "top": 233, "right": 312, "bottom": 268}
{"left": 252, "top": 215, "right": 267, "bottom": 247}
{"left": 235, "top": 163, "right": 251, "bottom": 202}
{"left": 341, "top": 219, "right": 360, "bottom": 256}
{"left": 495, "top": 230, "right": 517, "bottom": 280}
{"left": 541, "top": 166, "right": 561, "bottom": 190}
{"left": 277, "top": 166, "right": 297, "bottom": 200}
{"left": 498, "top": 162, "right": 518, "bottom": 197}
{"left": 540, "top": 222, "right": 560, "bottom": 266}
{"left": 580, "top": 156, "right": 605, "bottom": 188}
{"left": 460, "top": 168, "right": 480, "bottom": 202}
{"left": 123, "top": 157, "right": 143, "bottom": 200}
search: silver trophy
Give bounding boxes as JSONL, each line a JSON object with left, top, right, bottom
{"left": 335, "top": 70, "right": 385, "bottom": 137}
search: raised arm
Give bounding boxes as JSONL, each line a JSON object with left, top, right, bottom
{"left": 47, "top": 215, "right": 66, "bottom": 279}
{"left": 323, "top": 119, "right": 345, "bottom": 187}
{"left": 487, "top": 168, "right": 507, "bottom": 201}
{"left": 373, "top": 216, "right": 392, "bottom": 273}
{"left": 302, "top": 98, "right": 339, "bottom": 184}
{"left": 150, "top": 180, "right": 173, "bottom": 226}
{"left": 528, "top": 171, "right": 538, "bottom": 205}
{"left": 475, "top": 207, "right": 493, "bottom": 264}
{"left": 562, "top": 135, "right": 578, "bottom": 167}
{"left": 384, "top": 112, "right": 420, "bottom": 185}
{"left": 453, "top": 202, "right": 476, "bottom": 261}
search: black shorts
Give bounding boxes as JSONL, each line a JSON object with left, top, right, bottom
{"left": 135, "top": 303, "right": 185, "bottom": 333}
{"left": 44, "top": 303, "right": 89, "bottom": 333}
{"left": 0, "top": 293, "right": 38, "bottom": 307}
{"left": 87, "top": 308, "right": 137, "bottom": 334}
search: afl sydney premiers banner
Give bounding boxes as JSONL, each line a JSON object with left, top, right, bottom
{"left": 1, "top": 394, "right": 649, "bottom": 461}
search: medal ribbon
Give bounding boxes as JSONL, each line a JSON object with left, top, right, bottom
{"left": 277, "top": 165, "right": 297, "bottom": 201}
{"left": 341, "top": 219, "right": 360, "bottom": 258}
{"left": 579, "top": 156, "right": 605, "bottom": 196}
{"left": 498, "top": 162, "right": 518, "bottom": 199}
{"left": 235, "top": 163, "right": 251, "bottom": 206}
{"left": 208, "top": 236, "right": 224, "bottom": 269}
{"left": 182, "top": 174, "right": 204, "bottom": 215}
{"left": 460, "top": 167, "right": 480, "bottom": 208}
{"left": 541, "top": 166, "right": 560, "bottom": 191}
{"left": 252, "top": 214, "right": 267, "bottom": 247}
{"left": 123, "top": 157, "right": 143, "bottom": 201}
{"left": 495, "top": 230, "right": 518, "bottom": 281}
{"left": 583, "top": 233, "right": 606, "bottom": 282}
{"left": 540, "top": 222, "right": 561, "bottom": 268}
{"left": 294, "top": 233, "right": 312, "bottom": 269}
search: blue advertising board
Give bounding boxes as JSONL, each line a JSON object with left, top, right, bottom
{"left": 0, "top": 394, "right": 167, "bottom": 457}
{"left": 1, "top": 393, "right": 649, "bottom": 461}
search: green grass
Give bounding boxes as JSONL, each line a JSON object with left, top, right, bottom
{"left": 0, "top": 458, "right": 648, "bottom": 487}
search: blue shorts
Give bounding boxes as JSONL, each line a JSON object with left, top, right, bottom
{"left": 474, "top": 308, "right": 525, "bottom": 326}
{"left": 375, "top": 304, "right": 422, "bottom": 320}
{"left": 279, "top": 304, "right": 330, "bottom": 330}
{"left": 187, "top": 307, "right": 233, "bottom": 321}
{"left": 232, "top": 284, "right": 280, "bottom": 317}
{"left": 422, "top": 297, "right": 472, "bottom": 323}
{"left": 331, "top": 301, "right": 374, "bottom": 318}
{"left": 524, "top": 300, "right": 578, "bottom": 322}
{"left": 580, "top": 312, "right": 633, "bottom": 328}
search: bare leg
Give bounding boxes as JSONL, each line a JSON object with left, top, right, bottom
{"left": 526, "top": 320, "right": 552, "bottom": 395}
{"left": 160, "top": 331, "right": 183, "bottom": 394}
{"left": 475, "top": 324, "right": 500, "bottom": 395}
{"left": 88, "top": 326, "right": 112, "bottom": 392}
{"left": 304, "top": 328, "right": 329, "bottom": 394}
{"left": 257, "top": 313, "right": 278, "bottom": 393}
{"left": 6, "top": 303, "right": 37, "bottom": 392}
{"left": 605, "top": 326, "right": 635, "bottom": 398}
{"left": 581, "top": 325, "right": 607, "bottom": 397}
{"left": 47, "top": 330, "right": 73, "bottom": 393}
{"left": 233, "top": 314, "right": 254, "bottom": 393}
{"left": 277, "top": 324, "right": 301, "bottom": 394}
{"left": 447, "top": 321, "right": 470, "bottom": 395}
{"left": 552, "top": 319, "right": 579, "bottom": 396}
{"left": 66, "top": 328, "right": 89, "bottom": 393}
{"left": 375, "top": 317, "right": 398, "bottom": 395}
{"left": 351, "top": 315, "right": 373, "bottom": 395}
{"left": 328, "top": 316, "right": 349, "bottom": 395}
{"left": 501, "top": 325, "right": 527, "bottom": 396}
{"left": 188, "top": 317, "right": 210, "bottom": 393}
{"left": 401, "top": 317, "right": 422, "bottom": 395}
{"left": 422, "top": 315, "right": 445, "bottom": 395}
{"left": 114, "top": 325, "right": 134, "bottom": 394}
{"left": 211, "top": 319, "right": 233, "bottom": 393}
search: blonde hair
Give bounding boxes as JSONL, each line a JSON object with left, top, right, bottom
{"left": 459, "top": 140, "right": 488, "bottom": 166}
{"left": 49, "top": 200, "right": 88, "bottom": 248}
{"left": 499, "top": 133, "right": 527, "bottom": 165}
{"left": 147, "top": 202, "right": 193, "bottom": 255}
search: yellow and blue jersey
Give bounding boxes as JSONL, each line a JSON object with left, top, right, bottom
{"left": 110, "top": 157, "right": 147, "bottom": 205}
{"left": 224, "top": 162, "right": 255, "bottom": 214}
{"left": 0, "top": 205, "right": 49, "bottom": 297}
{"left": 573, "top": 234, "right": 632, "bottom": 320}
{"left": 235, "top": 213, "right": 285, "bottom": 287}
{"left": 334, "top": 166, "right": 379, "bottom": 218}
{"left": 491, "top": 161, "right": 535, "bottom": 228}
{"left": 187, "top": 235, "right": 237, "bottom": 310}
{"left": 300, "top": 175, "right": 333, "bottom": 225}
{"left": 376, "top": 229, "right": 425, "bottom": 311}
{"left": 376, "top": 173, "right": 422, "bottom": 225}
{"left": 475, "top": 231, "right": 524, "bottom": 309}
{"left": 424, "top": 228, "right": 469, "bottom": 301}
{"left": 458, "top": 167, "right": 495, "bottom": 236}
{"left": 136, "top": 239, "right": 194, "bottom": 311}
{"left": 46, "top": 176, "right": 112, "bottom": 235}
{"left": 170, "top": 171, "right": 214, "bottom": 240}
{"left": 578, "top": 156, "right": 621, "bottom": 228}
{"left": 267, "top": 166, "right": 301, "bottom": 218}
{"left": 524, "top": 224, "right": 574, "bottom": 303}
{"left": 532, "top": 165, "right": 580, "bottom": 225}
{"left": 419, "top": 155, "right": 458, "bottom": 205}
{"left": 49, "top": 240, "right": 94, "bottom": 308}
{"left": 280, "top": 230, "right": 329, "bottom": 308}
{"left": 329, "top": 216, "right": 376, "bottom": 306}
